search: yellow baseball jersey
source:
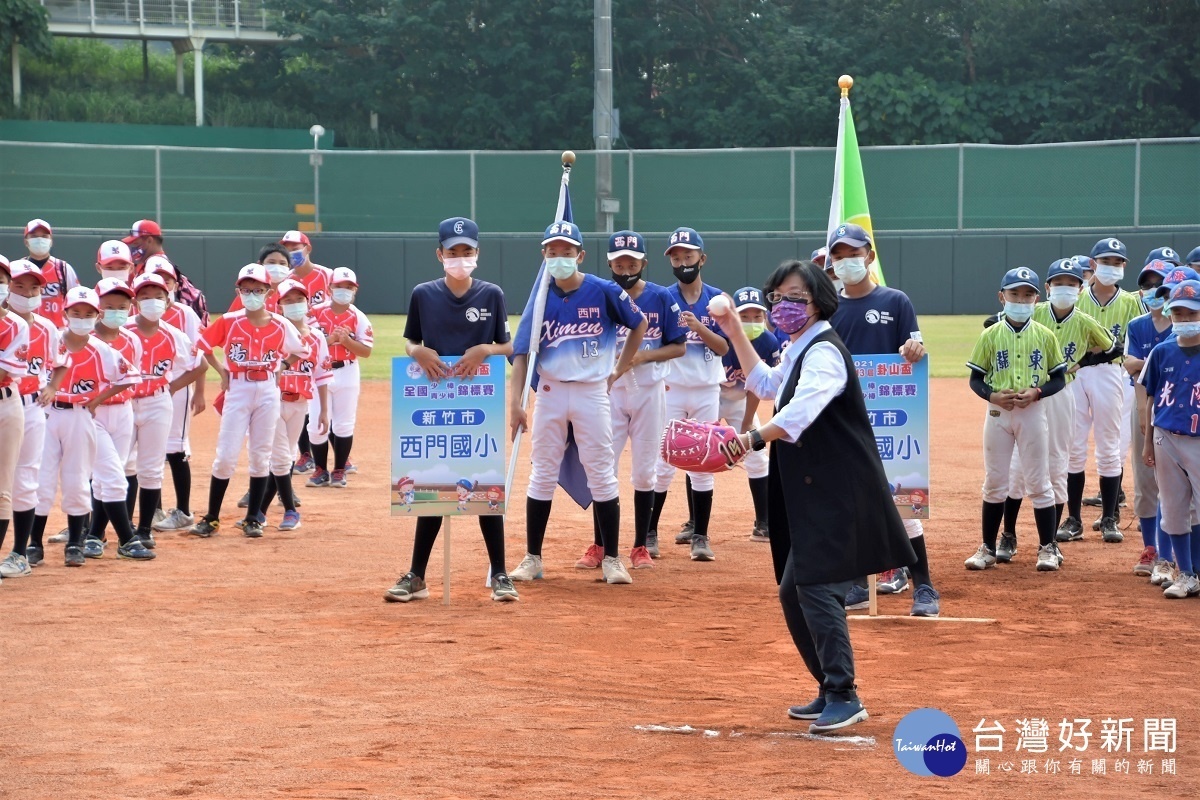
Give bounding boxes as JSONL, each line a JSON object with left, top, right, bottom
{"left": 1031, "top": 302, "right": 1115, "bottom": 384}
{"left": 968, "top": 317, "right": 1066, "bottom": 392}
{"left": 1075, "top": 286, "right": 1143, "bottom": 360}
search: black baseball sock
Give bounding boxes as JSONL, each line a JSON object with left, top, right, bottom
{"left": 206, "top": 476, "right": 230, "bottom": 521}
{"left": 312, "top": 441, "right": 330, "bottom": 472}
{"left": 685, "top": 474, "right": 695, "bottom": 523}
{"left": 333, "top": 434, "right": 353, "bottom": 471}
{"left": 1066, "top": 471, "right": 1085, "bottom": 520}
{"left": 89, "top": 495, "right": 108, "bottom": 540}
{"left": 633, "top": 489, "right": 654, "bottom": 549}
{"left": 692, "top": 489, "right": 713, "bottom": 539}
{"left": 125, "top": 475, "right": 139, "bottom": 518}
{"left": 1054, "top": 502, "right": 1064, "bottom": 529}
{"left": 298, "top": 419, "right": 311, "bottom": 457}
{"left": 1099, "top": 474, "right": 1121, "bottom": 520}
{"left": 1033, "top": 504, "right": 1057, "bottom": 547}
{"left": 103, "top": 501, "right": 137, "bottom": 545}
{"left": 648, "top": 491, "right": 668, "bottom": 533}
{"left": 0, "top": 519, "right": 7, "bottom": 550}
{"left": 138, "top": 488, "right": 161, "bottom": 533}
{"left": 982, "top": 501, "right": 1005, "bottom": 551}
{"left": 245, "top": 476, "right": 269, "bottom": 523}
{"left": 273, "top": 473, "right": 298, "bottom": 513}
{"left": 908, "top": 534, "right": 933, "bottom": 588}
{"left": 12, "top": 509, "right": 35, "bottom": 556}
{"left": 480, "top": 514, "right": 507, "bottom": 577}
{"left": 595, "top": 497, "right": 621, "bottom": 558}
{"left": 31, "top": 515, "right": 47, "bottom": 550}
{"left": 748, "top": 476, "right": 768, "bottom": 526}
{"left": 526, "top": 497, "right": 553, "bottom": 556}
{"left": 410, "top": 516, "right": 443, "bottom": 577}
{"left": 260, "top": 475, "right": 279, "bottom": 513}
{"left": 166, "top": 452, "right": 191, "bottom": 514}
{"left": 66, "top": 514, "right": 88, "bottom": 548}
{"left": 591, "top": 504, "right": 603, "bottom": 548}
{"left": 1003, "top": 496, "right": 1022, "bottom": 533}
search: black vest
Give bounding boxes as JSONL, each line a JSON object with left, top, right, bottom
{"left": 766, "top": 328, "right": 915, "bottom": 585}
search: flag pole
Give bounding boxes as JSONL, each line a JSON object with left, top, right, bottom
{"left": 505, "top": 151, "right": 575, "bottom": 502}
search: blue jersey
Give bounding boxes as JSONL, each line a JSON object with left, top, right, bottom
{"left": 1140, "top": 339, "right": 1200, "bottom": 437}
{"left": 513, "top": 273, "right": 645, "bottom": 383}
{"left": 1125, "top": 313, "right": 1174, "bottom": 386}
{"left": 404, "top": 278, "right": 510, "bottom": 356}
{"left": 615, "top": 281, "right": 688, "bottom": 388}
{"left": 665, "top": 282, "right": 727, "bottom": 387}
{"left": 775, "top": 327, "right": 792, "bottom": 353}
{"left": 722, "top": 329, "right": 781, "bottom": 391}
{"left": 830, "top": 285, "right": 921, "bottom": 355}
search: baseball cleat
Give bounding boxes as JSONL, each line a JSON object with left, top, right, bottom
{"left": 490, "top": 573, "right": 519, "bottom": 601}
{"left": 878, "top": 568, "right": 909, "bottom": 594}
{"left": 1163, "top": 571, "right": 1200, "bottom": 599}
{"left": 236, "top": 492, "right": 250, "bottom": 509}
{"left": 188, "top": 518, "right": 220, "bottom": 538}
{"left": 344, "top": 459, "right": 358, "bottom": 474}
{"left": 788, "top": 696, "right": 826, "bottom": 720}
{"left": 279, "top": 510, "right": 302, "bottom": 531}
{"left": 809, "top": 700, "right": 868, "bottom": 734}
{"left": 965, "top": 544, "right": 997, "bottom": 570}
{"left": 82, "top": 537, "right": 106, "bottom": 559}
{"left": 844, "top": 584, "right": 870, "bottom": 610}
{"left": 1082, "top": 494, "right": 1102, "bottom": 507}
{"left": 153, "top": 508, "right": 194, "bottom": 532}
{"left": 242, "top": 520, "right": 264, "bottom": 539}
{"left": 996, "top": 533, "right": 1018, "bottom": 563}
{"left": 1036, "top": 542, "right": 1064, "bottom": 571}
{"left": 25, "top": 546, "right": 44, "bottom": 567}
{"left": 1100, "top": 516, "right": 1123, "bottom": 543}
{"left": 1134, "top": 546, "right": 1157, "bottom": 576}
{"left": 749, "top": 522, "right": 770, "bottom": 542}
{"left": 509, "top": 554, "right": 543, "bottom": 581}
{"left": 645, "top": 530, "right": 660, "bottom": 558}
{"left": 384, "top": 572, "right": 429, "bottom": 602}
{"left": 48, "top": 528, "right": 69, "bottom": 544}
{"left": 690, "top": 534, "right": 715, "bottom": 561}
{"left": 64, "top": 546, "right": 85, "bottom": 567}
{"left": 675, "top": 519, "right": 695, "bottom": 544}
{"left": 575, "top": 544, "right": 604, "bottom": 569}
{"left": 910, "top": 584, "right": 941, "bottom": 617}
{"left": 293, "top": 453, "right": 315, "bottom": 474}
{"left": 1150, "top": 559, "right": 1175, "bottom": 586}
{"left": 330, "top": 469, "right": 348, "bottom": 488}
{"left": 234, "top": 512, "right": 266, "bottom": 530}
{"left": 629, "top": 546, "right": 654, "bottom": 569}
{"left": 0, "top": 553, "right": 32, "bottom": 578}
{"left": 307, "top": 468, "right": 331, "bottom": 488}
{"left": 136, "top": 529, "right": 156, "bottom": 549}
{"left": 117, "top": 540, "right": 156, "bottom": 560}
{"left": 602, "top": 555, "right": 633, "bottom": 584}
{"left": 1055, "top": 516, "right": 1084, "bottom": 542}
{"left": 152, "top": 507, "right": 167, "bottom": 528}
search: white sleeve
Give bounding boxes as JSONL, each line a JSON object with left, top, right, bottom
{"left": 765, "top": 342, "right": 848, "bottom": 443}
{"left": 311, "top": 335, "right": 332, "bottom": 388}
{"left": 745, "top": 344, "right": 799, "bottom": 401}
{"left": 281, "top": 317, "right": 309, "bottom": 358}
{"left": 0, "top": 316, "right": 29, "bottom": 379}
{"left": 165, "top": 322, "right": 201, "bottom": 371}
{"left": 355, "top": 308, "right": 374, "bottom": 349}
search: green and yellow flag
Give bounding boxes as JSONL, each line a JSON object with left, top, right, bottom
{"left": 827, "top": 77, "right": 886, "bottom": 286}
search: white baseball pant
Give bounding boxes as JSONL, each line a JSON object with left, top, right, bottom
{"left": 1118, "top": 381, "right": 1135, "bottom": 468}
{"left": 1006, "top": 387, "right": 1076, "bottom": 505}
{"left": 92, "top": 403, "right": 135, "bottom": 503}
{"left": 271, "top": 399, "right": 308, "bottom": 476}
{"left": 308, "top": 360, "right": 359, "bottom": 443}
{"left": 610, "top": 380, "right": 667, "bottom": 492}
{"left": 211, "top": 379, "right": 281, "bottom": 480}
{"left": 167, "top": 383, "right": 192, "bottom": 455}
{"left": 36, "top": 405, "right": 97, "bottom": 517}
{"left": 655, "top": 383, "right": 721, "bottom": 492}
{"left": 1069, "top": 363, "right": 1124, "bottom": 478}
{"left": 527, "top": 378, "right": 619, "bottom": 503}
{"left": 982, "top": 402, "right": 1052, "bottom": 508}
{"left": 12, "top": 397, "right": 46, "bottom": 513}
{"left": 718, "top": 385, "right": 769, "bottom": 480}
{"left": 0, "top": 391, "right": 23, "bottom": 520}
{"left": 903, "top": 519, "right": 924, "bottom": 540}
{"left": 1152, "top": 430, "right": 1200, "bottom": 535}
{"left": 128, "top": 391, "right": 173, "bottom": 489}
{"left": 1130, "top": 394, "right": 1158, "bottom": 520}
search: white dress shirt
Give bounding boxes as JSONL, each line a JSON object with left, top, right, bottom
{"left": 744, "top": 320, "right": 848, "bottom": 443}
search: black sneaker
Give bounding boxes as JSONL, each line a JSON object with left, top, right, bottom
{"left": 236, "top": 492, "right": 250, "bottom": 509}
{"left": 117, "top": 540, "right": 156, "bottom": 560}
{"left": 645, "top": 529, "right": 660, "bottom": 558}
{"left": 1056, "top": 516, "right": 1084, "bottom": 542}
{"left": 26, "top": 545, "right": 44, "bottom": 567}
{"left": 243, "top": 519, "right": 264, "bottom": 538}
{"left": 136, "top": 529, "right": 156, "bottom": 549}
{"left": 996, "top": 533, "right": 1018, "bottom": 563}
{"left": 1100, "top": 516, "right": 1123, "bottom": 543}
{"left": 64, "top": 546, "right": 85, "bottom": 567}
{"left": 82, "top": 537, "right": 106, "bottom": 559}
{"left": 1082, "top": 494, "right": 1102, "bottom": 507}
{"left": 188, "top": 518, "right": 220, "bottom": 538}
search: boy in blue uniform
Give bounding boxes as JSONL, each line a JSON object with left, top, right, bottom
{"left": 509, "top": 221, "right": 648, "bottom": 585}
{"left": 387, "top": 217, "right": 517, "bottom": 603}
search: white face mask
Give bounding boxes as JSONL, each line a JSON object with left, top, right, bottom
{"left": 68, "top": 316, "right": 97, "bottom": 335}
{"left": 281, "top": 301, "right": 308, "bottom": 321}
{"left": 546, "top": 256, "right": 578, "bottom": 280}
{"left": 1094, "top": 265, "right": 1124, "bottom": 286}
{"left": 1047, "top": 285, "right": 1080, "bottom": 310}
{"left": 1004, "top": 301, "right": 1035, "bottom": 323}
{"left": 266, "top": 263, "right": 290, "bottom": 283}
{"left": 27, "top": 237, "right": 52, "bottom": 258}
{"left": 332, "top": 288, "right": 356, "bottom": 305}
{"left": 100, "top": 268, "right": 130, "bottom": 282}
{"left": 832, "top": 256, "right": 869, "bottom": 285}
{"left": 0, "top": 285, "right": 8, "bottom": 306}
{"left": 831, "top": 276, "right": 844, "bottom": 294}
{"left": 138, "top": 298, "right": 166, "bottom": 321}
{"left": 443, "top": 256, "right": 478, "bottom": 280}
{"left": 7, "top": 293, "right": 40, "bottom": 314}
{"left": 241, "top": 292, "right": 267, "bottom": 312}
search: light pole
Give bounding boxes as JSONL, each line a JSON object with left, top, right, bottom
{"left": 309, "top": 124, "right": 326, "bottom": 230}
{"left": 594, "top": 0, "right": 617, "bottom": 233}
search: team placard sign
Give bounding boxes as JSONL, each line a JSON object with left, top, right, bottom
{"left": 854, "top": 354, "right": 931, "bottom": 520}
{"left": 390, "top": 355, "right": 507, "bottom": 517}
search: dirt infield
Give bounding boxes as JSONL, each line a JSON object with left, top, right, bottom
{"left": 5, "top": 378, "right": 1197, "bottom": 798}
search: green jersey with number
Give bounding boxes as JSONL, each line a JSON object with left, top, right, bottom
{"left": 1076, "top": 286, "right": 1143, "bottom": 361}
{"left": 968, "top": 316, "right": 1066, "bottom": 392}
{"left": 1031, "top": 303, "right": 1115, "bottom": 384}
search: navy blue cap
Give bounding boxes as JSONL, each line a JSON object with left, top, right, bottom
{"left": 1155, "top": 266, "right": 1200, "bottom": 297}
{"left": 1187, "top": 246, "right": 1200, "bottom": 266}
{"left": 1090, "top": 237, "right": 1128, "bottom": 261}
{"left": 542, "top": 220, "right": 583, "bottom": 248}
{"left": 1047, "top": 258, "right": 1086, "bottom": 284}
{"left": 1164, "top": 280, "right": 1200, "bottom": 313}
{"left": 1144, "top": 247, "right": 1182, "bottom": 267}
{"left": 607, "top": 230, "right": 646, "bottom": 261}
{"left": 810, "top": 246, "right": 828, "bottom": 266}
{"left": 733, "top": 286, "right": 768, "bottom": 312}
{"left": 1072, "top": 254, "right": 1094, "bottom": 272}
{"left": 827, "top": 222, "right": 872, "bottom": 251}
{"left": 664, "top": 227, "right": 704, "bottom": 254}
{"left": 1001, "top": 267, "right": 1040, "bottom": 292}
{"left": 1139, "top": 260, "right": 1173, "bottom": 286}
{"left": 438, "top": 217, "right": 479, "bottom": 249}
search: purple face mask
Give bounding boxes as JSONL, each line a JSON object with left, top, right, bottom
{"left": 769, "top": 299, "right": 810, "bottom": 335}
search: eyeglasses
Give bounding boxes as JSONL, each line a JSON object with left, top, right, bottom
{"left": 238, "top": 288, "right": 267, "bottom": 297}
{"left": 766, "top": 291, "right": 812, "bottom": 304}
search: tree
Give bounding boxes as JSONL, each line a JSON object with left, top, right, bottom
{"left": 1, "top": 0, "right": 53, "bottom": 59}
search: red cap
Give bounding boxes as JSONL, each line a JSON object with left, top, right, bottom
{"left": 24, "top": 219, "right": 52, "bottom": 237}
{"left": 123, "top": 219, "right": 163, "bottom": 244}
{"left": 280, "top": 230, "right": 311, "bottom": 247}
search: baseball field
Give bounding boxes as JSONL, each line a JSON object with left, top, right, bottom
{"left": 6, "top": 315, "right": 1195, "bottom": 798}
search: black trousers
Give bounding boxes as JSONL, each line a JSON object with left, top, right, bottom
{"left": 778, "top": 555, "right": 858, "bottom": 703}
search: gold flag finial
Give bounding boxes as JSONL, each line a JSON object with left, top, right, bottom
{"left": 838, "top": 75, "right": 854, "bottom": 98}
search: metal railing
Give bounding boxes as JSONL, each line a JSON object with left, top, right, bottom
{"left": 41, "top": 0, "right": 271, "bottom": 31}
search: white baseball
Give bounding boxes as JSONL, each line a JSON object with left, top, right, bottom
{"left": 708, "top": 295, "right": 731, "bottom": 316}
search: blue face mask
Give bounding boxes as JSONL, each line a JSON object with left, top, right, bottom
{"left": 1004, "top": 301, "right": 1035, "bottom": 323}
{"left": 546, "top": 256, "right": 578, "bottom": 280}
{"left": 1142, "top": 290, "right": 1166, "bottom": 310}
{"left": 1173, "top": 321, "right": 1200, "bottom": 338}
{"left": 289, "top": 249, "right": 306, "bottom": 268}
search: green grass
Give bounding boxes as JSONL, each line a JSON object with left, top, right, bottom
{"left": 361, "top": 314, "right": 982, "bottom": 381}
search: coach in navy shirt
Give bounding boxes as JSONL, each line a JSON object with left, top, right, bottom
{"left": 827, "top": 223, "right": 939, "bottom": 618}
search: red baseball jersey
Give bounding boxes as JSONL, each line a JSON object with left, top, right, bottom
{"left": 123, "top": 320, "right": 196, "bottom": 398}
{"left": 16, "top": 313, "right": 62, "bottom": 396}
{"left": 56, "top": 336, "right": 139, "bottom": 405}
{"left": 100, "top": 327, "right": 144, "bottom": 405}
{"left": 35, "top": 257, "right": 81, "bottom": 329}
{"left": 162, "top": 302, "right": 203, "bottom": 378}
{"left": 0, "top": 312, "right": 31, "bottom": 390}
{"left": 291, "top": 264, "right": 333, "bottom": 307}
{"left": 312, "top": 304, "right": 373, "bottom": 363}
{"left": 197, "top": 310, "right": 308, "bottom": 375}
{"left": 279, "top": 328, "right": 333, "bottom": 400}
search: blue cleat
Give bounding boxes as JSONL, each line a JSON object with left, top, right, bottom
{"left": 844, "top": 584, "right": 870, "bottom": 610}
{"left": 878, "top": 568, "right": 909, "bottom": 594}
{"left": 910, "top": 584, "right": 941, "bottom": 617}
{"left": 279, "top": 510, "right": 302, "bottom": 531}
{"left": 809, "top": 699, "right": 869, "bottom": 734}
{"left": 82, "top": 537, "right": 106, "bottom": 559}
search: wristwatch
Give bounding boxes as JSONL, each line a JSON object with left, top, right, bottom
{"left": 749, "top": 429, "right": 766, "bottom": 451}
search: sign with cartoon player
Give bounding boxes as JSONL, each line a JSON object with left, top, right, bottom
{"left": 854, "top": 354, "right": 930, "bottom": 520}
{"left": 391, "top": 354, "right": 506, "bottom": 517}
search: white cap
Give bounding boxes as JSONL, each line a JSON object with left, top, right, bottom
{"left": 276, "top": 277, "right": 309, "bottom": 299}
{"left": 64, "top": 286, "right": 101, "bottom": 311}
{"left": 331, "top": 267, "right": 358, "bottom": 287}
{"left": 95, "top": 277, "right": 135, "bottom": 298}
{"left": 97, "top": 240, "right": 133, "bottom": 266}
{"left": 145, "top": 254, "right": 177, "bottom": 278}
{"left": 236, "top": 263, "right": 271, "bottom": 285}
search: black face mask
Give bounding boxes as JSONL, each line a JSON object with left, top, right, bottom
{"left": 611, "top": 270, "right": 642, "bottom": 290}
{"left": 672, "top": 264, "right": 701, "bottom": 285}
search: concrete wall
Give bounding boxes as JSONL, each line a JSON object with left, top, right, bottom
{"left": 3, "top": 229, "right": 1197, "bottom": 317}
